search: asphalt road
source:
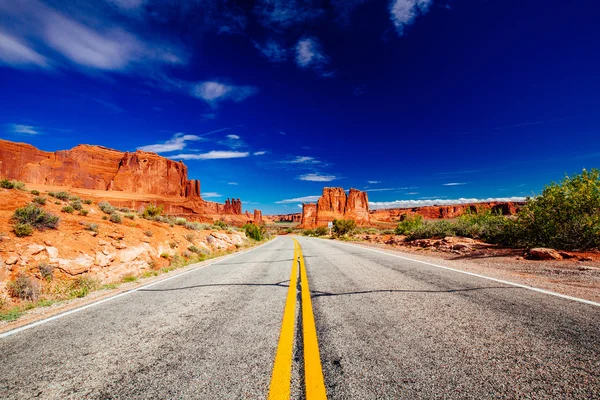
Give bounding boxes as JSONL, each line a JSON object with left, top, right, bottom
{"left": 1, "top": 236, "right": 599, "bottom": 399}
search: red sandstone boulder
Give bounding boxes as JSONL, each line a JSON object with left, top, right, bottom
{"left": 528, "top": 248, "right": 563, "bottom": 261}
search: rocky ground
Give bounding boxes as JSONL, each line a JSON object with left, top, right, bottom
{"left": 0, "top": 187, "right": 253, "bottom": 320}
{"left": 346, "top": 233, "right": 600, "bottom": 303}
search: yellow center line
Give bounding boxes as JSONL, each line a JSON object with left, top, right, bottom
{"left": 297, "top": 239, "right": 328, "bottom": 399}
{"left": 268, "top": 241, "right": 299, "bottom": 399}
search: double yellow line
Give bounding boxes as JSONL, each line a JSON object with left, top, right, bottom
{"left": 268, "top": 239, "right": 327, "bottom": 399}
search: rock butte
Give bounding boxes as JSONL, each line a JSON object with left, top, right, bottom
{"left": 0, "top": 139, "right": 262, "bottom": 226}
{"left": 299, "top": 188, "right": 370, "bottom": 228}
{"left": 369, "top": 201, "right": 523, "bottom": 222}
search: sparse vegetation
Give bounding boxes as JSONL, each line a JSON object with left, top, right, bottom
{"left": 185, "top": 233, "right": 195, "bottom": 242}
{"left": 49, "top": 191, "right": 70, "bottom": 200}
{"left": 175, "top": 217, "right": 187, "bottom": 225}
{"left": 0, "top": 179, "right": 25, "bottom": 190}
{"left": 79, "top": 209, "right": 89, "bottom": 216}
{"left": 61, "top": 205, "right": 74, "bottom": 214}
{"left": 38, "top": 263, "right": 54, "bottom": 281}
{"left": 13, "top": 223, "right": 34, "bottom": 237}
{"left": 144, "top": 230, "right": 153, "bottom": 237}
{"left": 109, "top": 212, "right": 122, "bottom": 223}
{"left": 395, "top": 214, "right": 423, "bottom": 235}
{"left": 121, "top": 275, "right": 138, "bottom": 283}
{"left": 188, "top": 245, "right": 204, "bottom": 254}
{"left": 142, "top": 203, "right": 163, "bottom": 219}
{"left": 124, "top": 212, "right": 136, "bottom": 220}
{"left": 243, "top": 223, "right": 263, "bottom": 241}
{"left": 70, "top": 200, "right": 82, "bottom": 211}
{"left": 32, "top": 196, "right": 46, "bottom": 205}
{"left": 69, "top": 277, "right": 98, "bottom": 298}
{"left": 332, "top": 219, "right": 356, "bottom": 237}
{"left": 86, "top": 222, "right": 99, "bottom": 232}
{"left": 213, "top": 220, "right": 228, "bottom": 229}
{"left": 12, "top": 204, "right": 59, "bottom": 230}
{"left": 160, "top": 252, "right": 170, "bottom": 259}
{"left": 30, "top": 190, "right": 40, "bottom": 195}
{"left": 7, "top": 273, "right": 40, "bottom": 301}
{"left": 98, "top": 201, "right": 115, "bottom": 214}
{"left": 83, "top": 199, "right": 92, "bottom": 205}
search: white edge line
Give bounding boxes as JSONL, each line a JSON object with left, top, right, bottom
{"left": 0, "top": 237, "right": 279, "bottom": 339}
{"left": 311, "top": 238, "right": 600, "bottom": 307}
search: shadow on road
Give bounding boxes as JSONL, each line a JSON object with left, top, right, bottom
{"left": 138, "top": 280, "right": 291, "bottom": 292}
{"left": 310, "top": 286, "right": 517, "bottom": 298}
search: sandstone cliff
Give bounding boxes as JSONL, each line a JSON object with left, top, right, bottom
{"left": 270, "top": 213, "right": 302, "bottom": 223}
{"left": 300, "top": 188, "right": 370, "bottom": 228}
{"left": 369, "top": 201, "right": 522, "bottom": 222}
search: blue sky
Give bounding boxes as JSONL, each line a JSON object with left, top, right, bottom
{"left": 1, "top": 0, "right": 599, "bottom": 214}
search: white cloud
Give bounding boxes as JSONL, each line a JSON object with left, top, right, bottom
{"left": 276, "top": 195, "right": 321, "bottom": 204}
{"left": 0, "top": 31, "right": 48, "bottom": 68}
{"left": 191, "top": 81, "right": 258, "bottom": 105}
{"left": 202, "top": 192, "right": 222, "bottom": 198}
{"left": 298, "top": 173, "right": 338, "bottom": 182}
{"left": 367, "top": 180, "right": 381, "bottom": 184}
{"left": 137, "top": 132, "right": 201, "bottom": 153}
{"left": 443, "top": 182, "right": 467, "bottom": 186}
{"left": 389, "top": 0, "right": 432, "bottom": 36}
{"left": 295, "top": 37, "right": 330, "bottom": 74}
{"left": 227, "top": 134, "right": 240, "bottom": 140}
{"left": 254, "top": 151, "right": 267, "bottom": 156}
{"left": 369, "top": 197, "right": 527, "bottom": 210}
{"left": 255, "top": 0, "right": 324, "bottom": 31}
{"left": 284, "top": 156, "right": 320, "bottom": 164}
{"left": 170, "top": 151, "right": 250, "bottom": 160}
{"left": 365, "top": 188, "right": 398, "bottom": 192}
{"left": 227, "top": 182, "right": 238, "bottom": 185}
{"left": 253, "top": 39, "right": 288, "bottom": 62}
{"left": 9, "top": 124, "right": 40, "bottom": 135}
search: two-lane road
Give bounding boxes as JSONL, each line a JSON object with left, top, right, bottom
{"left": 1, "top": 236, "right": 599, "bottom": 399}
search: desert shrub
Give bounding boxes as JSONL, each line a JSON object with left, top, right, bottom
{"left": 119, "top": 207, "right": 130, "bottom": 213}
{"left": 7, "top": 273, "right": 40, "bottom": 301}
{"left": 109, "top": 212, "right": 122, "bottom": 223}
{"left": 53, "top": 191, "right": 70, "bottom": 201}
{"left": 406, "top": 220, "right": 455, "bottom": 240}
{"left": 13, "top": 223, "right": 34, "bottom": 237}
{"left": 185, "top": 221, "right": 207, "bottom": 231}
{"left": 121, "top": 275, "right": 137, "bottom": 283}
{"left": 302, "top": 229, "right": 315, "bottom": 236}
{"left": 453, "top": 210, "right": 515, "bottom": 244}
{"left": 142, "top": 203, "right": 163, "bottom": 219}
{"left": 38, "top": 263, "right": 54, "bottom": 281}
{"left": 70, "top": 200, "right": 82, "bottom": 211}
{"left": 102, "top": 215, "right": 108, "bottom": 220}
{"left": 332, "top": 219, "right": 356, "bottom": 237}
{"left": 124, "top": 212, "right": 135, "bottom": 220}
{"left": 160, "top": 252, "right": 170, "bottom": 259}
{"left": 243, "top": 223, "right": 263, "bottom": 241}
{"left": 69, "top": 277, "right": 98, "bottom": 298}
{"left": 185, "top": 233, "right": 195, "bottom": 242}
{"left": 86, "top": 223, "right": 99, "bottom": 232}
{"left": 169, "top": 241, "right": 178, "bottom": 249}
{"left": 61, "top": 206, "right": 74, "bottom": 214}
{"left": 0, "top": 179, "right": 14, "bottom": 189}
{"left": 213, "top": 220, "right": 228, "bottom": 229}
{"left": 175, "top": 217, "right": 187, "bottom": 225}
{"left": 32, "top": 196, "right": 46, "bottom": 205}
{"left": 395, "top": 214, "right": 423, "bottom": 235}
{"left": 12, "top": 204, "right": 59, "bottom": 230}
{"left": 30, "top": 190, "right": 40, "bottom": 195}
{"left": 69, "top": 196, "right": 80, "bottom": 202}
{"left": 314, "top": 226, "right": 328, "bottom": 236}
{"left": 144, "top": 230, "right": 153, "bottom": 237}
{"left": 98, "top": 201, "right": 115, "bottom": 214}
{"left": 512, "top": 168, "right": 600, "bottom": 250}
{"left": 79, "top": 209, "right": 89, "bottom": 216}
{"left": 188, "top": 245, "right": 204, "bottom": 254}
{"left": 83, "top": 199, "right": 92, "bottom": 205}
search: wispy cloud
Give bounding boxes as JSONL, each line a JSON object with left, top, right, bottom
{"left": 298, "top": 173, "right": 338, "bottom": 182}
{"left": 227, "top": 134, "right": 240, "bottom": 140}
{"left": 367, "top": 180, "right": 381, "bottom": 184}
{"left": 364, "top": 188, "right": 398, "bottom": 192}
{"left": 369, "top": 197, "right": 527, "bottom": 210}
{"left": 227, "top": 182, "right": 238, "bottom": 185}
{"left": 283, "top": 156, "right": 321, "bottom": 164}
{"left": 253, "top": 39, "right": 288, "bottom": 62}
{"left": 0, "top": 31, "right": 48, "bottom": 68}
{"left": 190, "top": 81, "right": 258, "bottom": 105}
{"left": 389, "top": 0, "right": 432, "bottom": 36}
{"left": 443, "top": 182, "right": 467, "bottom": 186}
{"left": 255, "top": 0, "right": 324, "bottom": 31}
{"left": 137, "top": 132, "right": 201, "bottom": 153}
{"left": 295, "top": 37, "right": 331, "bottom": 76}
{"left": 202, "top": 192, "right": 222, "bottom": 198}
{"left": 276, "top": 195, "right": 321, "bottom": 204}
{"left": 455, "top": 115, "right": 579, "bottom": 136}
{"left": 170, "top": 151, "right": 250, "bottom": 160}
{"left": 8, "top": 124, "right": 40, "bottom": 135}
{"left": 254, "top": 150, "right": 268, "bottom": 156}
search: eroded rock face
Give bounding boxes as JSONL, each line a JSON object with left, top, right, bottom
{"left": 301, "top": 188, "right": 370, "bottom": 228}
{"left": 253, "top": 209, "right": 263, "bottom": 225}
{"left": 270, "top": 213, "right": 302, "bottom": 223}
{"left": 370, "top": 202, "right": 523, "bottom": 222}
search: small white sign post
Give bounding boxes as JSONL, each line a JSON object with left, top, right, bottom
{"left": 328, "top": 221, "right": 333, "bottom": 236}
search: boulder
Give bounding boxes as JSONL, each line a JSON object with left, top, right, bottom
{"left": 528, "top": 248, "right": 563, "bottom": 261}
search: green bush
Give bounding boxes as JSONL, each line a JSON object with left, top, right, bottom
{"left": 7, "top": 273, "right": 40, "bottom": 301}
{"left": 175, "top": 217, "right": 187, "bottom": 225}
{"left": 332, "top": 219, "right": 356, "bottom": 237}
{"left": 109, "top": 212, "right": 122, "bottom": 223}
{"left": 86, "top": 223, "right": 99, "bottom": 232}
{"left": 32, "top": 196, "right": 46, "bottom": 205}
{"left": 61, "top": 206, "right": 74, "bottom": 214}
{"left": 243, "top": 223, "right": 263, "bottom": 241}
{"left": 83, "top": 199, "right": 92, "bottom": 205}
{"left": 70, "top": 200, "right": 82, "bottom": 211}
{"left": 314, "top": 226, "right": 328, "bottom": 236}
{"left": 513, "top": 169, "right": 600, "bottom": 250}
{"left": 79, "top": 209, "right": 89, "bottom": 216}
{"left": 69, "top": 277, "right": 97, "bottom": 298}
{"left": 407, "top": 220, "right": 455, "bottom": 240}
{"left": 213, "top": 220, "right": 228, "bottom": 229}
{"left": 0, "top": 179, "right": 14, "bottom": 189}
{"left": 30, "top": 190, "right": 40, "bottom": 195}
{"left": 124, "top": 212, "right": 136, "bottom": 220}
{"left": 53, "top": 191, "right": 70, "bottom": 201}
{"left": 98, "top": 201, "right": 115, "bottom": 214}
{"left": 14, "top": 223, "right": 34, "bottom": 237}
{"left": 142, "top": 203, "right": 163, "bottom": 219}
{"left": 188, "top": 245, "right": 204, "bottom": 254}
{"left": 38, "top": 263, "right": 54, "bottom": 281}
{"left": 395, "top": 214, "right": 423, "bottom": 235}
{"left": 12, "top": 204, "right": 59, "bottom": 230}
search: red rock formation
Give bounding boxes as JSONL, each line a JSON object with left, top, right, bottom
{"left": 270, "top": 213, "right": 302, "bottom": 223}
{"left": 222, "top": 198, "right": 242, "bottom": 215}
{"left": 369, "top": 202, "right": 523, "bottom": 223}
{"left": 253, "top": 209, "right": 263, "bottom": 225}
{"left": 300, "top": 188, "right": 370, "bottom": 228}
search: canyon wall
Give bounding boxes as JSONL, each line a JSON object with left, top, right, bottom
{"left": 0, "top": 139, "right": 256, "bottom": 225}
{"left": 270, "top": 213, "right": 302, "bottom": 223}
{"left": 369, "top": 201, "right": 523, "bottom": 222}
{"left": 300, "top": 188, "right": 370, "bottom": 228}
